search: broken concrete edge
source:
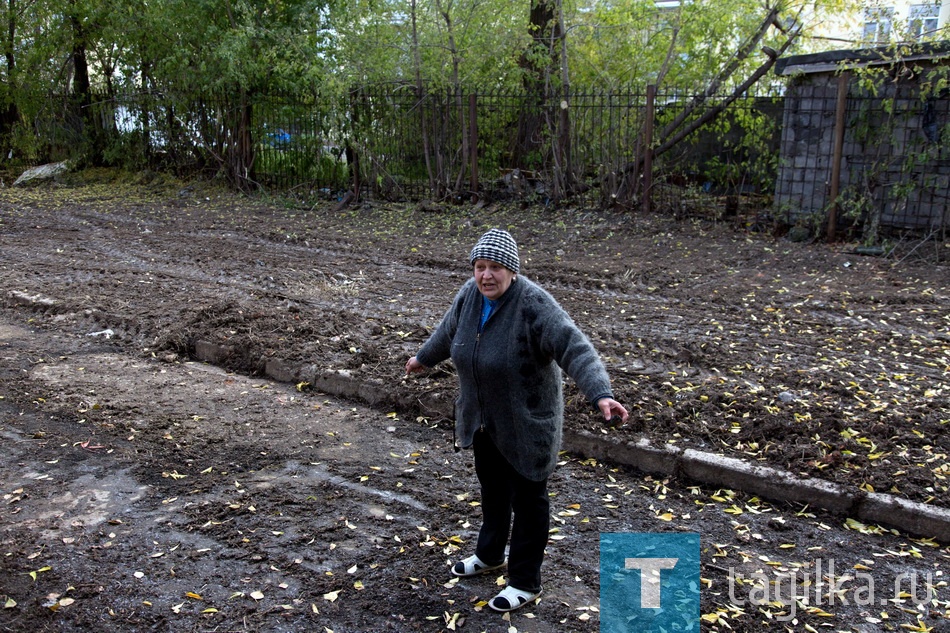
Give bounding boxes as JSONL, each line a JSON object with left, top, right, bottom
{"left": 7, "top": 290, "right": 58, "bottom": 308}
{"left": 12, "top": 160, "right": 73, "bottom": 187}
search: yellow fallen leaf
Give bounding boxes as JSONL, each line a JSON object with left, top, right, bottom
{"left": 29, "top": 566, "right": 52, "bottom": 581}
{"left": 805, "top": 607, "right": 834, "bottom": 617}
{"left": 186, "top": 592, "right": 202, "bottom": 600}
{"left": 323, "top": 590, "right": 340, "bottom": 602}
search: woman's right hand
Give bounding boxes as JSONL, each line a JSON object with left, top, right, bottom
{"left": 405, "top": 356, "right": 427, "bottom": 375}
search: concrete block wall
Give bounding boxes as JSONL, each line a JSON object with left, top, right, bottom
{"left": 774, "top": 66, "right": 950, "bottom": 233}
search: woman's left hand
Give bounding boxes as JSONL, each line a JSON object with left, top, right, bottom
{"left": 404, "top": 356, "right": 427, "bottom": 375}
{"left": 597, "top": 398, "right": 629, "bottom": 423}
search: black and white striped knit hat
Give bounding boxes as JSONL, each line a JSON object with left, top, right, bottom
{"left": 469, "top": 229, "right": 520, "bottom": 274}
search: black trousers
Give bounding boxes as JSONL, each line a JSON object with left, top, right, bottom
{"left": 472, "top": 430, "right": 548, "bottom": 593}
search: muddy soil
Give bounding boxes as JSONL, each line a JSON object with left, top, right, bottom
{"left": 0, "top": 173, "right": 948, "bottom": 633}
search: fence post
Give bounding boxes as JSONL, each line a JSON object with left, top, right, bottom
{"left": 643, "top": 84, "right": 656, "bottom": 214}
{"left": 347, "top": 87, "right": 362, "bottom": 199}
{"left": 827, "top": 71, "right": 850, "bottom": 242}
{"left": 469, "top": 93, "right": 478, "bottom": 200}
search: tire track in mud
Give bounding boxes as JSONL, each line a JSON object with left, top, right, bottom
{"left": 4, "top": 229, "right": 946, "bottom": 411}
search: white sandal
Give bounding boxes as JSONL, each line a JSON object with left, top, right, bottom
{"left": 488, "top": 585, "right": 542, "bottom": 612}
{"left": 451, "top": 554, "right": 506, "bottom": 578}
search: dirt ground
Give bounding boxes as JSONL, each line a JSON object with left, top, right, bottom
{"left": 0, "top": 171, "right": 948, "bottom": 633}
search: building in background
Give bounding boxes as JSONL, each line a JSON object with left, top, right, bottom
{"left": 806, "top": 1, "right": 948, "bottom": 50}
{"left": 859, "top": 1, "right": 948, "bottom": 42}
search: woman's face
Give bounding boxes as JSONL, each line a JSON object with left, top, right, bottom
{"left": 473, "top": 259, "right": 515, "bottom": 300}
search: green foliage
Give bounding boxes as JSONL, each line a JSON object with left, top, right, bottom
{"left": 101, "top": 131, "right": 143, "bottom": 169}
{"left": 703, "top": 101, "right": 781, "bottom": 192}
{"left": 256, "top": 135, "right": 349, "bottom": 188}
{"left": 567, "top": 0, "right": 857, "bottom": 93}
{"left": 3, "top": 0, "right": 933, "bottom": 221}
{"left": 328, "top": 0, "right": 528, "bottom": 90}
{"left": 6, "top": 120, "right": 43, "bottom": 163}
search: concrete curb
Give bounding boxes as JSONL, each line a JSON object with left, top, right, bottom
{"left": 563, "top": 429, "right": 950, "bottom": 542}
{"left": 236, "top": 340, "right": 950, "bottom": 544}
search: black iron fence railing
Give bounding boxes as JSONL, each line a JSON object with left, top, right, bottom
{"left": 5, "top": 83, "right": 947, "bottom": 240}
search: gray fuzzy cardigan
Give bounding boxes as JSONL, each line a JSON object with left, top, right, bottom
{"left": 415, "top": 276, "right": 614, "bottom": 481}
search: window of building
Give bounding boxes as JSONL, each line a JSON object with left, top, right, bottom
{"left": 909, "top": 3, "right": 941, "bottom": 40}
{"left": 863, "top": 6, "right": 895, "bottom": 43}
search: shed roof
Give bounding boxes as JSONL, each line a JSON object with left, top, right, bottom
{"left": 774, "top": 40, "right": 950, "bottom": 76}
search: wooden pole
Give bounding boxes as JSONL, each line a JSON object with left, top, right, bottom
{"left": 469, "top": 93, "right": 478, "bottom": 200}
{"left": 642, "top": 84, "right": 656, "bottom": 214}
{"left": 827, "top": 71, "right": 850, "bottom": 242}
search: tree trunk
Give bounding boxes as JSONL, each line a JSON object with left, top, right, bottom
{"left": 435, "top": 0, "right": 469, "bottom": 196}
{"left": 510, "top": 0, "right": 560, "bottom": 169}
{"left": 69, "top": 0, "right": 104, "bottom": 165}
{"left": 554, "top": 0, "right": 573, "bottom": 197}
{"left": 0, "top": 0, "right": 20, "bottom": 145}
{"left": 410, "top": 0, "right": 438, "bottom": 197}
{"left": 228, "top": 90, "right": 255, "bottom": 191}
{"left": 592, "top": 8, "right": 799, "bottom": 206}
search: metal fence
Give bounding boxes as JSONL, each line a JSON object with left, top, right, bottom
{"left": 10, "top": 83, "right": 949, "bottom": 237}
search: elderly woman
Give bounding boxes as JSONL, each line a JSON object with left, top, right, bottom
{"left": 405, "top": 228, "right": 628, "bottom": 612}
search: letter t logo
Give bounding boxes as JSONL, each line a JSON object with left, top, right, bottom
{"left": 624, "top": 558, "right": 679, "bottom": 608}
